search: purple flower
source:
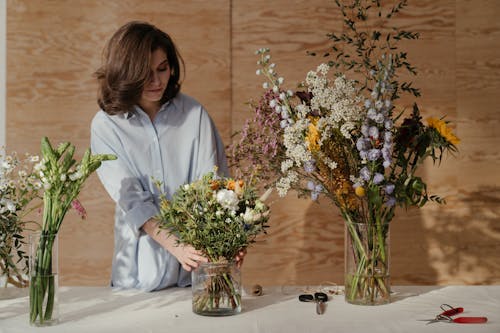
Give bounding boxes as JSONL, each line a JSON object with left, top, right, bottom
{"left": 361, "top": 124, "right": 369, "bottom": 137}
{"left": 307, "top": 181, "right": 323, "bottom": 201}
{"left": 360, "top": 151, "right": 368, "bottom": 160}
{"left": 382, "top": 147, "right": 391, "bottom": 161}
{"left": 383, "top": 160, "right": 391, "bottom": 168}
{"left": 364, "top": 99, "right": 372, "bottom": 109}
{"left": 367, "top": 108, "right": 377, "bottom": 120}
{"left": 367, "top": 149, "right": 381, "bottom": 161}
{"left": 385, "top": 184, "right": 395, "bottom": 194}
{"left": 356, "top": 138, "right": 370, "bottom": 151}
{"left": 385, "top": 196, "right": 396, "bottom": 207}
{"left": 384, "top": 131, "right": 392, "bottom": 143}
{"left": 304, "top": 159, "right": 316, "bottom": 173}
{"left": 360, "top": 167, "right": 371, "bottom": 181}
{"left": 373, "top": 173, "right": 384, "bottom": 184}
{"left": 368, "top": 126, "right": 379, "bottom": 140}
{"left": 375, "top": 113, "right": 385, "bottom": 124}
{"left": 384, "top": 119, "right": 393, "bottom": 130}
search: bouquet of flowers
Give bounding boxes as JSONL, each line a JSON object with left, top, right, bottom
{"left": 0, "top": 149, "right": 41, "bottom": 289}
{"left": 157, "top": 170, "right": 271, "bottom": 315}
{"left": 228, "top": 0, "right": 459, "bottom": 305}
{"left": 29, "top": 137, "right": 115, "bottom": 325}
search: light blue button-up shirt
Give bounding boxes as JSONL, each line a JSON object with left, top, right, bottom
{"left": 90, "top": 93, "right": 228, "bottom": 291}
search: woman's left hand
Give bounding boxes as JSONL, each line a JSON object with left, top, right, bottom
{"left": 235, "top": 248, "right": 247, "bottom": 268}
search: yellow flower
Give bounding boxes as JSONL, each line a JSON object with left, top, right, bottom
{"left": 355, "top": 186, "right": 365, "bottom": 197}
{"left": 426, "top": 117, "right": 460, "bottom": 145}
{"left": 306, "top": 118, "right": 320, "bottom": 152}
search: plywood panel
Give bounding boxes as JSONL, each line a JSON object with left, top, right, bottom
{"left": 232, "top": 0, "right": 345, "bottom": 287}
{"left": 6, "top": 0, "right": 500, "bottom": 287}
{"left": 6, "top": 0, "right": 231, "bottom": 286}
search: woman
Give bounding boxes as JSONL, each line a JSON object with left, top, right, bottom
{"left": 91, "top": 21, "right": 240, "bottom": 291}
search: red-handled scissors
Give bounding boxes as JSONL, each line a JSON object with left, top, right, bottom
{"left": 420, "top": 304, "right": 488, "bottom": 324}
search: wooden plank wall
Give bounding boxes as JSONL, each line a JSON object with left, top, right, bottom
{"left": 6, "top": 0, "right": 500, "bottom": 287}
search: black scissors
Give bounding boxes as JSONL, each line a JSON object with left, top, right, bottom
{"left": 299, "top": 292, "right": 329, "bottom": 315}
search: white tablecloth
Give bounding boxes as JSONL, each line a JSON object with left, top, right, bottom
{"left": 1, "top": 286, "right": 499, "bottom": 332}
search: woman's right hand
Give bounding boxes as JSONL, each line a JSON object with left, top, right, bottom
{"left": 142, "top": 218, "right": 208, "bottom": 271}
{"left": 169, "top": 243, "right": 208, "bottom": 271}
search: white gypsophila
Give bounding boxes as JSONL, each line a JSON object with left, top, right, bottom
{"left": 281, "top": 159, "right": 294, "bottom": 173}
{"left": 340, "top": 123, "right": 356, "bottom": 139}
{"left": 295, "top": 103, "right": 310, "bottom": 118}
{"left": 321, "top": 155, "right": 338, "bottom": 170}
{"left": 216, "top": 189, "right": 239, "bottom": 211}
{"left": 306, "top": 66, "right": 364, "bottom": 130}
{"left": 283, "top": 120, "right": 312, "bottom": 167}
{"left": 276, "top": 170, "right": 299, "bottom": 197}
{"left": 317, "top": 63, "right": 330, "bottom": 75}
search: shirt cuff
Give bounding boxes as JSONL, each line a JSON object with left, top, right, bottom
{"left": 124, "top": 202, "right": 159, "bottom": 237}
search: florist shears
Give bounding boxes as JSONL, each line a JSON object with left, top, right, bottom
{"left": 420, "top": 304, "right": 488, "bottom": 324}
{"left": 299, "top": 292, "right": 329, "bottom": 315}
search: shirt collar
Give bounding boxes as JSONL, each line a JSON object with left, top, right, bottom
{"left": 126, "top": 100, "right": 173, "bottom": 119}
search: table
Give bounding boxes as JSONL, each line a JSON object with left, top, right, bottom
{"left": 1, "top": 286, "right": 499, "bottom": 332}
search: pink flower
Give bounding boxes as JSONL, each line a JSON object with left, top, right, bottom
{"left": 71, "top": 199, "right": 87, "bottom": 219}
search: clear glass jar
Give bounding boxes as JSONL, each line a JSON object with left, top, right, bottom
{"left": 191, "top": 261, "right": 241, "bottom": 316}
{"left": 345, "top": 221, "right": 391, "bottom": 305}
{"left": 29, "top": 231, "right": 59, "bottom": 326}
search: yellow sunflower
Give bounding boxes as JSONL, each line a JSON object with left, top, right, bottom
{"left": 426, "top": 117, "right": 460, "bottom": 145}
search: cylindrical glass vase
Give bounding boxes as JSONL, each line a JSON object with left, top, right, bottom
{"left": 345, "top": 221, "right": 391, "bottom": 305}
{"left": 191, "top": 261, "right": 241, "bottom": 316}
{"left": 29, "top": 231, "right": 59, "bottom": 326}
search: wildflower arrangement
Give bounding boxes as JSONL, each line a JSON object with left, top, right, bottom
{"left": 157, "top": 169, "right": 271, "bottom": 314}
{"left": 30, "top": 137, "right": 115, "bottom": 325}
{"left": 0, "top": 149, "right": 41, "bottom": 289}
{"left": 228, "top": 0, "right": 459, "bottom": 305}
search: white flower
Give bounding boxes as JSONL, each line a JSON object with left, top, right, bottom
{"left": 256, "top": 69, "right": 261, "bottom": 75}
{"left": 263, "top": 82, "right": 269, "bottom": 89}
{"left": 0, "top": 199, "right": 16, "bottom": 213}
{"left": 216, "top": 189, "right": 239, "bottom": 211}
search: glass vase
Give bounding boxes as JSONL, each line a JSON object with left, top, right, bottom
{"left": 29, "top": 231, "right": 59, "bottom": 326}
{"left": 191, "top": 261, "right": 241, "bottom": 316}
{"left": 345, "top": 221, "right": 391, "bottom": 305}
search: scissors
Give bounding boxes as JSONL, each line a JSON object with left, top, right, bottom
{"left": 299, "top": 292, "right": 329, "bottom": 315}
{"left": 420, "top": 304, "right": 488, "bottom": 324}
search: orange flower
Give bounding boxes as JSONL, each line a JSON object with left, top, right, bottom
{"left": 210, "top": 180, "right": 220, "bottom": 191}
{"left": 227, "top": 179, "right": 244, "bottom": 191}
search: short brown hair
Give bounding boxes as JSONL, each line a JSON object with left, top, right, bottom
{"left": 95, "top": 21, "right": 184, "bottom": 115}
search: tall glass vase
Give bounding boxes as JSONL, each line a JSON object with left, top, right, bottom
{"left": 191, "top": 261, "right": 241, "bottom": 316}
{"left": 344, "top": 220, "right": 391, "bottom": 305}
{"left": 29, "top": 231, "right": 59, "bottom": 326}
